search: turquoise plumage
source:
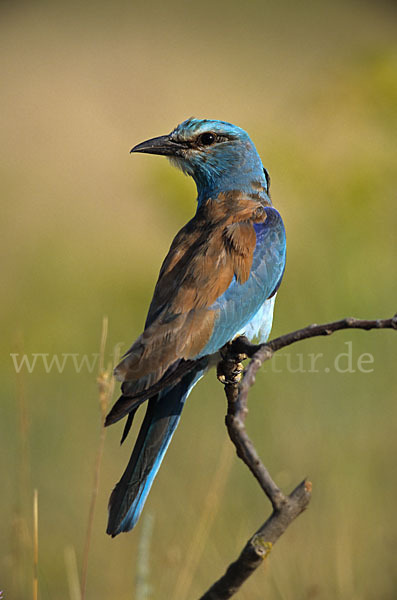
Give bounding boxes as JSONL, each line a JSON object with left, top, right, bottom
{"left": 106, "top": 118, "right": 286, "bottom": 536}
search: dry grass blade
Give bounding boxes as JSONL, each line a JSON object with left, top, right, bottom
{"left": 173, "top": 437, "right": 234, "bottom": 600}
{"left": 80, "top": 317, "right": 117, "bottom": 600}
{"left": 65, "top": 546, "right": 82, "bottom": 600}
{"left": 33, "top": 489, "right": 38, "bottom": 600}
{"left": 135, "top": 513, "right": 155, "bottom": 600}
{"left": 11, "top": 333, "right": 31, "bottom": 597}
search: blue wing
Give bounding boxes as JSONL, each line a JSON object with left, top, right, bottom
{"left": 197, "top": 206, "right": 286, "bottom": 356}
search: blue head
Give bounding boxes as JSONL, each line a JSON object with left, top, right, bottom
{"left": 131, "top": 118, "right": 270, "bottom": 204}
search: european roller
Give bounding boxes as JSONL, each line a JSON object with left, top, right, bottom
{"left": 105, "top": 118, "right": 286, "bottom": 536}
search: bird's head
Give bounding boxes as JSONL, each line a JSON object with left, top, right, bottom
{"left": 131, "top": 118, "right": 268, "bottom": 200}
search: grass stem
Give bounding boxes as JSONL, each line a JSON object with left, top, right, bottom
{"left": 33, "top": 489, "right": 38, "bottom": 600}
{"left": 80, "top": 317, "right": 116, "bottom": 600}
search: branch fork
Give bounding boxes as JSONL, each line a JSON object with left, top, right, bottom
{"left": 200, "top": 315, "right": 396, "bottom": 599}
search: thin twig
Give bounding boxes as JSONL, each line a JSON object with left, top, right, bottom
{"left": 199, "top": 315, "right": 396, "bottom": 599}
{"left": 229, "top": 315, "right": 397, "bottom": 365}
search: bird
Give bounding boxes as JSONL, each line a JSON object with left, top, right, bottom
{"left": 105, "top": 118, "right": 286, "bottom": 537}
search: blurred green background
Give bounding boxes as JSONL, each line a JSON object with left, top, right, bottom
{"left": 1, "top": 0, "right": 396, "bottom": 598}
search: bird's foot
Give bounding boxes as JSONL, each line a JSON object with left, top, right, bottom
{"left": 217, "top": 359, "right": 245, "bottom": 385}
{"left": 217, "top": 340, "right": 249, "bottom": 384}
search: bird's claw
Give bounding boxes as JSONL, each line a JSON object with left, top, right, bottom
{"left": 217, "top": 360, "right": 244, "bottom": 385}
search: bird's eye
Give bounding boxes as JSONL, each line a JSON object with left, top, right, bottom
{"left": 198, "top": 132, "right": 216, "bottom": 146}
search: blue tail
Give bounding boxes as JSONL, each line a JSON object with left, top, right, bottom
{"left": 106, "top": 368, "right": 204, "bottom": 536}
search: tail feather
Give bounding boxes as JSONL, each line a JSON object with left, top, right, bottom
{"left": 106, "top": 368, "right": 204, "bottom": 536}
{"left": 119, "top": 407, "right": 138, "bottom": 445}
{"left": 105, "top": 357, "right": 207, "bottom": 427}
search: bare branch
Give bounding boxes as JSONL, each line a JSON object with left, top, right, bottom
{"left": 223, "top": 378, "right": 286, "bottom": 511}
{"left": 199, "top": 315, "right": 396, "bottom": 599}
{"left": 229, "top": 314, "right": 397, "bottom": 365}
{"left": 199, "top": 480, "right": 311, "bottom": 600}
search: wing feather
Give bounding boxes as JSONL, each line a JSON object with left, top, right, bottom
{"left": 112, "top": 194, "right": 286, "bottom": 412}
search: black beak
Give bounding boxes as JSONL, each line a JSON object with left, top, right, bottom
{"left": 130, "top": 134, "right": 187, "bottom": 157}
